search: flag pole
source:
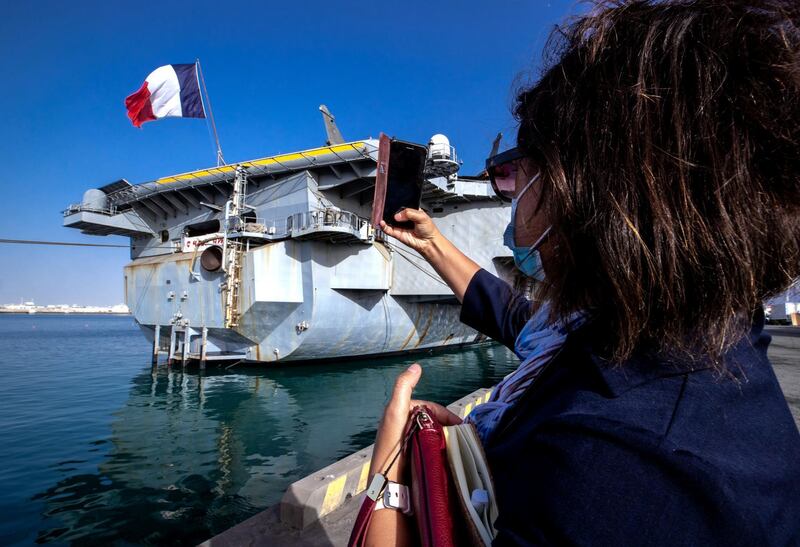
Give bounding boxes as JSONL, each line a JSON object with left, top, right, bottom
{"left": 196, "top": 59, "right": 225, "bottom": 166}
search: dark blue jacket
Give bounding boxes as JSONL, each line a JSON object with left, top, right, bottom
{"left": 460, "top": 269, "right": 800, "bottom": 546}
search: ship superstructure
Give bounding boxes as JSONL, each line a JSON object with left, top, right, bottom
{"left": 63, "top": 122, "right": 518, "bottom": 364}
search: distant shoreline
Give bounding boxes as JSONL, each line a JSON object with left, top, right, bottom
{"left": 0, "top": 310, "right": 130, "bottom": 315}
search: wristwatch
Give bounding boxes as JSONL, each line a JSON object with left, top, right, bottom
{"left": 374, "top": 481, "right": 413, "bottom": 515}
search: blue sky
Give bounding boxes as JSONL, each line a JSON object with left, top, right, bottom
{"left": 0, "top": 0, "right": 579, "bottom": 305}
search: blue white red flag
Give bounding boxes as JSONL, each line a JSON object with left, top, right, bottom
{"left": 125, "top": 64, "right": 205, "bottom": 127}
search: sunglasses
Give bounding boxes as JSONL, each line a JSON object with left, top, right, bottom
{"left": 485, "top": 147, "right": 526, "bottom": 202}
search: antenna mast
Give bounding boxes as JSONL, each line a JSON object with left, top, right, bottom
{"left": 196, "top": 59, "right": 225, "bottom": 166}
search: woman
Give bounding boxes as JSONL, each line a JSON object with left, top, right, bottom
{"left": 365, "top": 1, "right": 800, "bottom": 545}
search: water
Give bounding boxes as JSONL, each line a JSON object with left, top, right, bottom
{"left": 0, "top": 314, "right": 519, "bottom": 546}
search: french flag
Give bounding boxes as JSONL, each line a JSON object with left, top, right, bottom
{"left": 125, "top": 64, "right": 206, "bottom": 128}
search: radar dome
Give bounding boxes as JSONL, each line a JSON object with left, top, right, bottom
{"left": 82, "top": 189, "right": 108, "bottom": 211}
{"left": 428, "top": 134, "right": 451, "bottom": 159}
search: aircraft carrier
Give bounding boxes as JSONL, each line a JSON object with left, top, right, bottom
{"left": 62, "top": 109, "right": 519, "bottom": 365}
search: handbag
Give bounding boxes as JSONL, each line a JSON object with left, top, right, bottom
{"left": 348, "top": 405, "right": 497, "bottom": 547}
{"left": 408, "top": 405, "right": 459, "bottom": 547}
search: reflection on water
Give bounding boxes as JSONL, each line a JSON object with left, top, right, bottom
{"left": 4, "top": 314, "right": 518, "bottom": 546}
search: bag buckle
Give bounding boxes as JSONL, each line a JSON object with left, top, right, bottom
{"left": 366, "top": 473, "right": 387, "bottom": 501}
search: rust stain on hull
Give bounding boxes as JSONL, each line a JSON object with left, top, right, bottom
{"left": 399, "top": 304, "right": 422, "bottom": 351}
{"left": 412, "top": 306, "right": 435, "bottom": 349}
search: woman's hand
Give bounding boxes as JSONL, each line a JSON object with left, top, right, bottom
{"left": 370, "top": 364, "right": 463, "bottom": 483}
{"left": 379, "top": 208, "right": 442, "bottom": 258}
{"left": 364, "top": 366, "right": 462, "bottom": 545}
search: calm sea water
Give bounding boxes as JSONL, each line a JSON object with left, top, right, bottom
{"left": 0, "top": 314, "right": 518, "bottom": 546}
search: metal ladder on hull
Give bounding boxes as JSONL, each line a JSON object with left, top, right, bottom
{"left": 221, "top": 165, "right": 248, "bottom": 329}
{"left": 222, "top": 241, "right": 243, "bottom": 328}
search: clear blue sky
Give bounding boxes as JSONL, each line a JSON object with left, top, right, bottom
{"left": 0, "top": 0, "right": 580, "bottom": 305}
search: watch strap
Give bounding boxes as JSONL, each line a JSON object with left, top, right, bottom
{"left": 373, "top": 481, "right": 412, "bottom": 515}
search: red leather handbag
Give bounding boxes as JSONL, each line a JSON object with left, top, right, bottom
{"left": 408, "top": 405, "right": 459, "bottom": 547}
{"left": 348, "top": 405, "right": 459, "bottom": 547}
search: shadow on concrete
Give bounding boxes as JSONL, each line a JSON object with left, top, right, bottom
{"left": 201, "top": 492, "right": 363, "bottom": 547}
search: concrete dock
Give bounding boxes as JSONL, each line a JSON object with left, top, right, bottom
{"left": 768, "top": 326, "right": 800, "bottom": 424}
{"left": 202, "top": 327, "right": 800, "bottom": 547}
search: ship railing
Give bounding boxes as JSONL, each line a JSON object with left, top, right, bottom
{"left": 62, "top": 203, "right": 118, "bottom": 217}
{"left": 288, "top": 208, "right": 371, "bottom": 243}
{"left": 424, "top": 144, "right": 461, "bottom": 179}
{"left": 427, "top": 143, "right": 458, "bottom": 164}
{"left": 235, "top": 217, "right": 291, "bottom": 237}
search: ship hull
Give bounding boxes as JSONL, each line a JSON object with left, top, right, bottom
{"left": 126, "top": 239, "right": 492, "bottom": 364}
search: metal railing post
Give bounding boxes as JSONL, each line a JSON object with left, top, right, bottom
{"left": 182, "top": 328, "right": 189, "bottom": 368}
{"left": 200, "top": 327, "right": 208, "bottom": 370}
{"left": 168, "top": 324, "right": 176, "bottom": 366}
{"left": 152, "top": 325, "right": 160, "bottom": 366}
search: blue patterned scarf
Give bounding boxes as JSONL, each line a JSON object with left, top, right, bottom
{"left": 466, "top": 302, "right": 588, "bottom": 445}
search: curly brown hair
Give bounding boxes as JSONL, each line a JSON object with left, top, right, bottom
{"left": 516, "top": 0, "right": 800, "bottom": 364}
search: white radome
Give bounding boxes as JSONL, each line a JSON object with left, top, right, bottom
{"left": 429, "top": 134, "right": 451, "bottom": 159}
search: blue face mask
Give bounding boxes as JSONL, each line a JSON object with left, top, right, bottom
{"left": 503, "top": 175, "right": 551, "bottom": 281}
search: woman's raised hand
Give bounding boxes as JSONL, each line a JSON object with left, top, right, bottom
{"left": 379, "top": 208, "right": 440, "bottom": 256}
{"left": 369, "top": 364, "right": 462, "bottom": 482}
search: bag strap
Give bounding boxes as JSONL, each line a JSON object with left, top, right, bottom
{"left": 347, "top": 473, "right": 385, "bottom": 547}
{"left": 348, "top": 415, "right": 420, "bottom": 547}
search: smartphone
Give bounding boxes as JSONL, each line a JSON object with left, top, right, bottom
{"left": 371, "top": 133, "right": 427, "bottom": 230}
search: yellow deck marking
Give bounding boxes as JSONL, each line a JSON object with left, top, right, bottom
{"left": 155, "top": 142, "right": 370, "bottom": 184}
{"left": 321, "top": 474, "right": 348, "bottom": 516}
{"left": 463, "top": 402, "right": 473, "bottom": 417}
{"left": 356, "top": 463, "right": 370, "bottom": 493}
